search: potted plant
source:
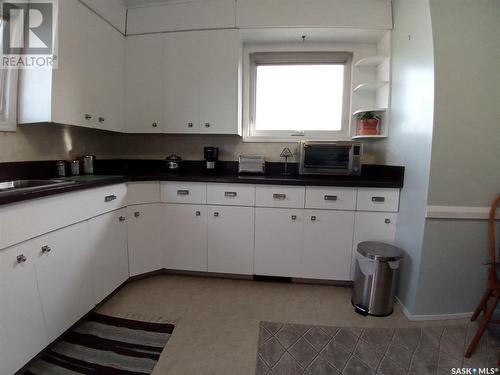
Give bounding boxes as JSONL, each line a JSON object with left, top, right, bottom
{"left": 356, "top": 112, "right": 380, "bottom": 136}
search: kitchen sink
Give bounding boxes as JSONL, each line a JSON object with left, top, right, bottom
{"left": 0, "top": 179, "right": 76, "bottom": 193}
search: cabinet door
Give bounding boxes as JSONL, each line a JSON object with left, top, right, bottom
{"left": 33, "top": 221, "right": 94, "bottom": 342}
{"left": 89, "top": 209, "right": 129, "bottom": 304}
{"left": 127, "top": 204, "right": 165, "bottom": 277}
{"left": 351, "top": 212, "right": 398, "bottom": 279}
{"left": 301, "top": 210, "right": 355, "bottom": 281}
{"left": 207, "top": 206, "right": 254, "bottom": 275}
{"left": 164, "top": 32, "right": 200, "bottom": 133}
{"left": 255, "top": 208, "right": 302, "bottom": 277}
{"left": 164, "top": 204, "right": 207, "bottom": 271}
{"left": 0, "top": 244, "right": 48, "bottom": 375}
{"left": 125, "top": 34, "right": 165, "bottom": 133}
{"left": 199, "top": 29, "right": 241, "bottom": 134}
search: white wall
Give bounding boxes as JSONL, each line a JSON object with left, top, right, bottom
{"left": 80, "top": 0, "right": 127, "bottom": 34}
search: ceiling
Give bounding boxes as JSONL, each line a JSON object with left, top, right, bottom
{"left": 124, "top": 0, "right": 195, "bottom": 8}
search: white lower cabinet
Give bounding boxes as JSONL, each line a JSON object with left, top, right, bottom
{"left": 164, "top": 204, "right": 208, "bottom": 271}
{"left": 255, "top": 208, "right": 303, "bottom": 277}
{"left": 0, "top": 243, "right": 49, "bottom": 375}
{"left": 300, "top": 210, "right": 355, "bottom": 281}
{"left": 89, "top": 209, "right": 129, "bottom": 303}
{"left": 207, "top": 206, "right": 254, "bottom": 275}
{"left": 127, "top": 204, "right": 165, "bottom": 276}
{"left": 351, "top": 211, "right": 398, "bottom": 279}
{"left": 33, "top": 221, "right": 94, "bottom": 342}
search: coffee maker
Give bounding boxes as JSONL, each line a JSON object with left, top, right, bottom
{"left": 204, "top": 147, "right": 219, "bottom": 171}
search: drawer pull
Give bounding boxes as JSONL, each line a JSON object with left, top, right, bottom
{"left": 134, "top": 212, "right": 140, "bottom": 218}
{"left": 311, "top": 216, "right": 317, "bottom": 221}
{"left": 385, "top": 218, "right": 391, "bottom": 224}
{"left": 195, "top": 211, "right": 201, "bottom": 216}
{"left": 177, "top": 190, "right": 189, "bottom": 196}
{"left": 104, "top": 195, "right": 117, "bottom": 202}
{"left": 214, "top": 212, "right": 219, "bottom": 217}
{"left": 324, "top": 195, "right": 338, "bottom": 201}
{"left": 16, "top": 254, "right": 27, "bottom": 263}
{"left": 41, "top": 245, "right": 51, "bottom": 253}
{"left": 273, "top": 193, "right": 286, "bottom": 200}
{"left": 291, "top": 215, "right": 297, "bottom": 221}
{"left": 119, "top": 216, "right": 126, "bottom": 222}
{"left": 225, "top": 192, "right": 237, "bottom": 198}
{"left": 372, "top": 196, "right": 386, "bottom": 203}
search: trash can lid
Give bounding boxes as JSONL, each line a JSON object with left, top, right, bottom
{"left": 357, "top": 241, "right": 404, "bottom": 261}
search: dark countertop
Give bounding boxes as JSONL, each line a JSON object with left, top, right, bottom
{"left": 0, "top": 160, "right": 404, "bottom": 206}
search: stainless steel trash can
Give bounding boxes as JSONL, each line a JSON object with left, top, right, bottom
{"left": 351, "top": 241, "right": 403, "bottom": 316}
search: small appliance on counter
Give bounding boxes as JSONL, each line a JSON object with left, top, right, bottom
{"left": 298, "top": 141, "right": 362, "bottom": 176}
{"left": 81, "top": 155, "right": 95, "bottom": 175}
{"left": 238, "top": 155, "right": 266, "bottom": 174}
{"left": 165, "top": 154, "right": 183, "bottom": 171}
{"left": 204, "top": 147, "right": 219, "bottom": 171}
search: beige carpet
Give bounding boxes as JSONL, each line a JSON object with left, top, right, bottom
{"left": 96, "top": 275, "right": 473, "bottom": 375}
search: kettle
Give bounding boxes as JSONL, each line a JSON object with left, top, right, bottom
{"left": 165, "top": 154, "right": 182, "bottom": 171}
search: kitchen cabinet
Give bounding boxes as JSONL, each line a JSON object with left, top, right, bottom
{"left": 351, "top": 211, "right": 398, "bottom": 279}
{"left": 164, "top": 204, "right": 208, "bottom": 271}
{"left": 125, "top": 34, "right": 165, "bottom": 133}
{"left": 164, "top": 29, "right": 241, "bottom": 135}
{"left": 300, "top": 210, "right": 355, "bottom": 280}
{"left": 127, "top": 204, "right": 165, "bottom": 277}
{"left": 89, "top": 209, "right": 129, "bottom": 303}
{"left": 207, "top": 206, "right": 254, "bottom": 275}
{"left": 18, "top": 0, "right": 125, "bottom": 132}
{"left": 33, "top": 221, "right": 94, "bottom": 342}
{"left": 254, "top": 208, "right": 303, "bottom": 277}
{"left": 0, "top": 243, "right": 48, "bottom": 375}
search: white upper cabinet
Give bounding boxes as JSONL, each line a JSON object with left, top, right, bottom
{"left": 126, "top": 34, "right": 165, "bottom": 133}
{"left": 164, "top": 29, "right": 242, "bottom": 135}
{"left": 18, "top": 0, "right": 125, "bottom": 132}
{"left": 126, "top": 0, "right": 236, "bottom": 34}
{"left": 236, "top": 0, "right": 392, "bottom": 29}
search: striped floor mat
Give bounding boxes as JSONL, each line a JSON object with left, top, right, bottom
{"left": 25, "top": 312, "right": 174, "bottom": 375}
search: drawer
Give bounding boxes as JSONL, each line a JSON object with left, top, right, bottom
{"left": 86, "top": 184, "right": 128, "bottom": 215}
{"left": 255, "top": 185, "right": 305, "bottom": 208}
{"left": 356, "top": 188, "right": 400, "bottom": 212}
{"left": 305, "top": 187, "right": 357, "bottom": 210}
{"left": 207, "top": 183, "right": 255, "bottom": 206}
{"left": 161, "top": 182, "right": 207, "bottom": 204}
{"left": 127, "top": 182, "right": 161, "bottom": 205}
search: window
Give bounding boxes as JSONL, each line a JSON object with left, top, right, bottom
{"left": 245, "top": 52, "right": 352, "bottom": 141}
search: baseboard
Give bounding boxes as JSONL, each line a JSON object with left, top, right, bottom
{"left": 395, "top": 297, "right": 473, "bottom": 321}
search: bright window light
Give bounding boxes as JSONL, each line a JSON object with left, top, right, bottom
{"left": 255, "top": 64, "right": 345, "bottom": 131}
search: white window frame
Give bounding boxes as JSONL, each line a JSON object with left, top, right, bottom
{"left": 0, "top": 12, "right": 18, "bottom": 132}
{"left": 243, "top": 46, "right": 353, "bottom": 142}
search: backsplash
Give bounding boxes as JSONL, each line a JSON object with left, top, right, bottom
{"left": 0, "top": 124, "right": 391, "bottom": 164}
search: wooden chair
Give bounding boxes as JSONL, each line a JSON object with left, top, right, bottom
{"left": 465, "top": 194, "right": 500, "bottom": 358}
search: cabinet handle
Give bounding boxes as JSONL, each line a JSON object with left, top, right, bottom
{"left": 311, "top": 216, "right": 317, "bottom": 221}
{"left": 152, "top": 122, "right": 158, "bottom": 128}
{"left": 372, "top": 196, "right": 386, "bottom": 203}
{"left": 291, "top": 215, "right": 297, "bottom": 221}
{"left": 119, "top": 216, "right": 126, "bottom": 222}
{"left": 205, "top": 122, "right": 210, "bottom": 128}
{"left": 273, "top": 193, "right": 286, "bottom": 200}
{"left": 134, "top": 212, "right": 140, "bottom": 218}
{"left": 16, "top": 254, "right": 27, "bottom": 263}
{"left": 84, "top": 114, "right": 92, "bottom": 120}
{"left": 225, "top": 192, "right": 237, "bottom": 198}
{"left": 41, "top": 245, "right": 51, "bottom": 253}
{"left": 98, "top": 117, "right": 105, "bottom": 123}
{"left": 214, "top": 212, "right": 219, "bottom": 217}
{"left": 104, "top": 195, "right": 117, "bottom": 202}
{"left": 195, "top": 211, "right": 201, "bottom": 216}
{"left": 324, "top": 195, "right": 338, "bottom": 201}
{"left": 188, "top": 122, "right": 193, "bottom": 128}
{"left": 385, "top": 218, "right": 391, "bottom": 224}
{"left": 177, "top": 190, "right": 189, "bottom": 196}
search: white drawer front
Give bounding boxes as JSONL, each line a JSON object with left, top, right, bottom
{"left": 87, "top": 184, "right": 128, "bottom": 215}
{"left": 305, "top": 187, "right": 357, "bottom": 210}
{"left": 161, "top": 182, "right": 207, "bottom": 204}
{"left": 207, "top": 183, "right": 255, "bottom": 206}
{"left": 356, "top": 188, "right": 400, "bottom": 212}
{"left": 127, "top": 182, "right": 161, "bottom": 205}
{"left": 255, "top": 185, "right": 305, "bottom": 208}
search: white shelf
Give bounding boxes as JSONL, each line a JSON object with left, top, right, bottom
{"left": 352, "top": 134, "right": 388, "bottom": 140}
{"left": 353, "top": 82, "right": 389, "bottom": 92}
{"left": 352, "top": 108, "right": 387, "bottom": 116}
{"left": 354, "top": 55, "right": 387, "bottom": 67}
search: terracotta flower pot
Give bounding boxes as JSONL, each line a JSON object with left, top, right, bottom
{"left": 358, "top": 119, "right": 380, "bottom": 136}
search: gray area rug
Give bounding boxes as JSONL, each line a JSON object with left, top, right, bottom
{"left": 256, "top": 322, "right": 500, "bottom": 375}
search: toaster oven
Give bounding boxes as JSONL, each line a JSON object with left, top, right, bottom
{"left": 298, "top": 141, "right": 362, "bottom": 175}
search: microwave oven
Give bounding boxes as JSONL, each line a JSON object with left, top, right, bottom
{"left": 298, "top": 141, "right": 362, "bottom": 175}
